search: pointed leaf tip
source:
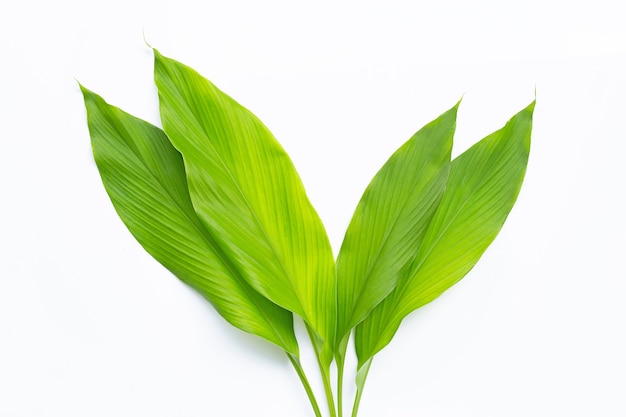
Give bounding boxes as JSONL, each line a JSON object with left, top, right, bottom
{"left": 355, "top": 99, "right": 534, "bottom": 365}
{"left": 335, "top": 101, "right": 459, "bottom": 356}
{"left": 81, "top": 87, "right": 300, "bottom": 356}
{"left": 152, "top": 50, "right": 337, "bottom": 357}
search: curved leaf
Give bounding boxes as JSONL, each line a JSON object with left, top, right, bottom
{"left": 355, "top": 101, "right": 535, "bottom": 366}
{"left": 335, "top": 103, "right": 458, "bottom": 356}
{"left": 81, "top": 86, "right": 299, "bottom": 355}
{"left": 152, "top": 50, "right": 336, "bottom": 358}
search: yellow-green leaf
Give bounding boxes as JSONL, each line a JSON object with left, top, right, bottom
{"left": 152, "top": 50, "right": 336, "bottom": 359}
{"left": 335, "top": 103, "right": 458, "bottom": 357}
{"left": 355, "top": 101, "right": 535, "bottom": 367}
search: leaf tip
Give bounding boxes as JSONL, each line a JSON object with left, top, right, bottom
{"left": 152, "top": 46, "right": 164, "bottom": 60}
{"left": 524, "top": 97, "right": 537, "bottom": 115}
{"left": 75, "top": 78, "right": 85, "bottom": 92}
{"left": 77, "top": 81, "right": 93, "bottom": 102}
{"left": 456, "top": 94, "right": 464, "bottom": 109}
{"left": 142, "top": 28, "right": 153, "bottom": 49}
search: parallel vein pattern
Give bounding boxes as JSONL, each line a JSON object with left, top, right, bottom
{"left": 356, "top": 102, "right": 535, "bottom": 366}
{"left": 81, "top": 86, "right": 299, "bottom": 355}
{"left": 152, "top": 50, "right": 336, "bottom": 355}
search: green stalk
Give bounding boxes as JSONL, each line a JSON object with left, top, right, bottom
{"left": 336, "top": 355, "right": 345, "bottom": 417}
{"left": 305, "top": 324, "right": 337, "bottom": 417}
{"left": 351, "top": 359, "right": 373, "bottom": 417}
{"left": 334, "top": 333, "right": 350, "bottom": 417}
{"left": 320, "top": 363, "right": 337, "bottom": 417}
{"left": 287, "top": 353, "right": 323, "bottom": 417}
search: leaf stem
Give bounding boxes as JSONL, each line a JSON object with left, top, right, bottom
{"left": 336, "top": 355, "right": 345, "bottom": 417}
{"left": 287, "top": 353, "right": 323, "bottom": 417}
{"left": 351, "top": 359, "right": 373, "bottom": 417}
{"left": 305, "top": 324, "right": 337, "bottom": 417}
{"left": 334, "top": 334, "right": 350, "bottom": 417}
{"left": 320, "top": 364, "right": 337, "bottom": 417}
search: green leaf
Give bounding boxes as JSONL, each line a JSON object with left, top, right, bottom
{"left": 152, "top": 50, "right": 336, "bottom": 359}
{"left": 81, "top": 85, "right": 299, "bottom": 356}
{"left": 335, "top": 103, "right": 458, "bottom": 356}
{"left": 355, "top": 101, "right": 535, "bottom": 367}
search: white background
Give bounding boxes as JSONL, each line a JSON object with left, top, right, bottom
{"left": 1, "top": 1, "right": 625, "bottom": 416}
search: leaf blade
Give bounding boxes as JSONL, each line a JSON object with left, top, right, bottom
{"left": 81, "top": 85, "right": 299, "bottom": 355}
{"left": 355, "top": 101, "right": 535, "bottom": 366}
{"left": 335, "top": 103, "right": 458, "bottom": 353}
{"left": 152, "top": 50, "right": 336, "bottom": 356}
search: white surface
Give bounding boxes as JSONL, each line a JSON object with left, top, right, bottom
{"left": 1, "top": 1, "right": 625, "bottom": 416}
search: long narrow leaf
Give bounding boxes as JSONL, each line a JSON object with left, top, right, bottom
{"left": 355, "top": 101, "right": 535, "bottom": 366}
{"left": 81, "top": 86, "right": 299, "bottom": 355}
{"left": 152, "top": 50, "right": 336, "bottom": 359}
{"left": 335, "top": 103, "right": 458, "bottom": 356}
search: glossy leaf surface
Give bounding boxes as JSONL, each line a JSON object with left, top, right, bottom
{"left": 81, "top": 86, "right": 299, "bottom": 355}
{"left": 355, "top": 102, "right": 535, "bottom": 366}
{"left": 152, "top": 50, "right": 336, "bottom": 356}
